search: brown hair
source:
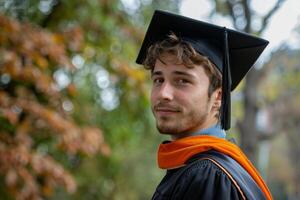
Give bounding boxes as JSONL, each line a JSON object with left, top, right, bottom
{"left": 143, "top": 33, "right": 222, "bottom": 97}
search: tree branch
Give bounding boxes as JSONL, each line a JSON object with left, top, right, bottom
{"left": 241, "top": 0, "right": 251, "bottom": 32}
{"left": 255, "top": 58, "right": 274, "bottom": 86}
{"left": 257, "top": 0, "right": 287, "bottom": 35}
{"left": 40, "top": 0, "right": 62, "bottom": 28}
{"left": 257, "top": 130, "right": 280, "bottom": 141}
{"left": 226, "top": 0, "right": 239, "bottom": 30}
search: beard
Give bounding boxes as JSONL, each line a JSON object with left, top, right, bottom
{"left": 154, "top": 103, "right": 209, "bottom": 135}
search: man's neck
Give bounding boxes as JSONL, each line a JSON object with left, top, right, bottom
{"left": 171, "top": 119, "right": 220, "bottom": 140}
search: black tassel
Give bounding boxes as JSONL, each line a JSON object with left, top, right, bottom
{"left": 221, "top": 28, "right": 232, "bottom": 130}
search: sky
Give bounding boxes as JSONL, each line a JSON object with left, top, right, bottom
{"left": 180, "top": 0, "right": 300, "bottom": 55}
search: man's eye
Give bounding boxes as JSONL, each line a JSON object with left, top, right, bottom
{"left": 153, "top": 78, "right": 164, "bottom": 84}
{"left": 177, "top": 79, "right": 189, "bottom": 85}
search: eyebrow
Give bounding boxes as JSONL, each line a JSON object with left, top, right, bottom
{"left": 151, "top": 70, "right": 196, "bottom": 79}
{"left": 172, "top": 71, "right": 195, "bottom": 78}
{"left": 151, "top": 71, "right": 162, "bottom": 77}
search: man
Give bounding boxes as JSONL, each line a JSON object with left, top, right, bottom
{"left": 136, "top": 10, "right": 272, "bottom": 200}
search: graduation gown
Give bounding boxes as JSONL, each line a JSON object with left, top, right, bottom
{"left": 152, "top": 135, "right": 272, "bottom": 200}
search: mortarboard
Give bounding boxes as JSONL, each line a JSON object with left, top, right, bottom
{"left": 136, "top": 10, "right": 269, "bottom": 130}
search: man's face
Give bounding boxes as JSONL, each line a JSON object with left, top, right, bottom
{"left": 150, "top": 54, "right": 219, "bottom": 137}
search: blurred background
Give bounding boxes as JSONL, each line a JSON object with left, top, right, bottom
{"left": 0, "top": 0, "right": 299, "bottom": 199}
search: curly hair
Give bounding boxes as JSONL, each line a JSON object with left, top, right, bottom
{"left": 143, "top": 32, "right": 222, "bottom": 97}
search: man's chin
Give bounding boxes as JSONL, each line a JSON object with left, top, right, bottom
{"left": 156, "top": 124, "right": 181, "bottom": 135}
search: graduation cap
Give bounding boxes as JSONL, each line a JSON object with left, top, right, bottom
{"left": 136, "top": 10, "right": 269, "bottom": 130}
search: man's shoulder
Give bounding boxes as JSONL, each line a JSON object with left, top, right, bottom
{"left": 152, "top": 157, "right": 242, "bottom": 200}
{"left": 182, "top": 155, "right": 228, "bottom": 178}
{"left": 187, "top": 150, "right": 267, "bottom": 200}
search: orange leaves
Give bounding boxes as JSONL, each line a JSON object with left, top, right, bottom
{"left": 62, "top": 26, "right": 84, "bottom": 52}
{"left": 1, "top": 90, "right": 110, "bottom": 156}
{"left": 112, "top": 58, "right": 149, "bottom": 98}
{"left": 17, "top": 97, "right": 74, "bottom": 132}
{"left": 67, "top": 83, "right": 77, "bottom": 97}
{"left": 0, "top": 14, "right": 74, "bottom": 71}
{"left": 80, "top": 127, "right": 110, "bottom": 156}
{"left": 0, "top": 14, "right": 109, "bottom": 200}
{"left": 112, "top": 57, "right": 147, "bottom": 89}
{"left": 31, "top": 153, "right": 77, "bottom": 194}
{"left": 33, "top": 52, "right": 49, "bottom": 69}
{"left": 0, "top": 14, "right": 21, "bottom": 43}
{"left": 1, "top": 50, "right": 22, "bottom": 77}
{"left": 5, "top": 169, "right": 18, "bottom": 187}
{"left": 0, "top": 146, "right": 78, "bottom": 199}
{"left": 1, "top": 107, "right": 19, "bottom": 124}
{"left": 115, "top": 60, "right": 146, "bottom": 83}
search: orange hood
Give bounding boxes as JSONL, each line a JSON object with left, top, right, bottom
{"left": 158, "top": 135, "right": 272, "bottom": 200}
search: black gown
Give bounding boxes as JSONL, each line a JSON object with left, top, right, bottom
{"left": 152, "top": 150, "right": 266, "bottom": 200}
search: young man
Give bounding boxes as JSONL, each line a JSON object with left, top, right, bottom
{"left": 136, "top": 10, "right": 272, "bottom": 200}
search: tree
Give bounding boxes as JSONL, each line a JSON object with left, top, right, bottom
{"left": 262, "top": 47, "right": 300, "bottom": 199}
{"left": 2, "top": 0, "right": 182, "bottom": 199}
{"left": 0, "top": 14, "right": 109, "bottom": 200}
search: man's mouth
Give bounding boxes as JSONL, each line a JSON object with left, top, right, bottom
{"left": 154, "top": 105, "right": 181, "bottom": 115}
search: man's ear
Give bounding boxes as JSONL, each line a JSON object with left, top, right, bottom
{"left": 212, "top": 88, "right": 222, "bottom": 109}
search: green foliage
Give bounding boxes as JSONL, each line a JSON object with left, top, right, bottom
{"left": 1, "top": 0, "right": 181, "bottom": 199}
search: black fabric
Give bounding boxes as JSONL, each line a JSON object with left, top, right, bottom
{"left": 136, "top": 10, "right": 269, "bottom": 91}
{"left": 152, "top": 150, "right": 266, "bottom": 200}
{"left": 189, "top": 150, "right": 267, "bottom": 200}
{"left": 221, "top": 29, "right": 232, "bottom": 130}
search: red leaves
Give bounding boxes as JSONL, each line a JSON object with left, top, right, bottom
{"left": 0, "top": 14, "right": 109, "bottom": 199}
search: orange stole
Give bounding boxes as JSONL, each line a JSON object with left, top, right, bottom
{"left": 157, "top": 135, "right": 272, "bottom": 200}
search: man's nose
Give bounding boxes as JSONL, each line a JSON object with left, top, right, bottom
{"left": 157, "top": 82, "right": 174, "bottom": 101}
